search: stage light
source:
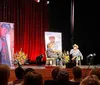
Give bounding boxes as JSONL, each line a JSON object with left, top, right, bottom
{"left": 46, "top": 1, "right": 49, "bottom": 4}
{"left": 34, "top": 0, "right": 40, "bottom": 3}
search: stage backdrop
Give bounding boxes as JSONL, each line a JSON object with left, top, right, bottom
{"left": 0, "top": 22, "right": 14, "bottom": 66}
{"left": 0, "top": 0, "right": 48, "bottom": 63}
{"left": 45, "top": 32, "right": 62, "bottom": 59}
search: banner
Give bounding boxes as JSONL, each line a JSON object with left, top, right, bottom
{"left": 0, "top": 22, "right": 14, "bottom": 67}
{"left": 45, "top": 32, "right": 62, "bottom": 59}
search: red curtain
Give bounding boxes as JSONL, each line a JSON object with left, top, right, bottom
{"left": 0, "top": 0, "right": 49, "bottom": 62}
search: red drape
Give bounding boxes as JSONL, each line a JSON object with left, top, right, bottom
{"left": 0, "top": 0, "right": 49, "bottom": 62}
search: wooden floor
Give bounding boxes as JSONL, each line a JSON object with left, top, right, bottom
{"left": 9, "top": 65, "right": 99, "bottom": 82}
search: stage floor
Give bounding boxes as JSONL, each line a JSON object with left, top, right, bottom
{"left": 10, "top": 64, "right": 100, "bottom": 70}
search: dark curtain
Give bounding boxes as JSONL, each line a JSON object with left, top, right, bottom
{"left": 0, "top": 0, "right": 49, "bottom": 62}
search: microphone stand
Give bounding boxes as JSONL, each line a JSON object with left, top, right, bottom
{"left": 84, "top": 55, "right": 95, "bottom": 77}
{"left": 84, "top": 62, "right": 91, "bottom": 77}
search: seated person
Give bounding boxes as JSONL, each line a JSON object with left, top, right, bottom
{"left": 0, "top": 64, "right": 10, "bottom": 85}
{"left": 22, "top": 71, "right": 43, "bottom": 85}
{"left": 80, "top": 75, "right": 100, "bottom": 85}
{"left": 14, "top": 66, "right": 24, "bottom": 85}
{"left": 88, "top": 68, "right": 100, "bottom": 80}
{"left": 70, "top": 44, "right": 83, "bottom": 66}
{"left": 70, "top": 66, "right": 82, "bottom": 85}
{"left": 44, "top": 67, "right": 61, "bottom": 85}
{"left": 56, "top": 70, "right": 73, "bottom": 85}
{"left": 8, "top": 65, "right": 24, "bottom": 85}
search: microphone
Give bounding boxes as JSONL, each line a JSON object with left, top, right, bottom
{"left": 87, "top": 53, "right": 96, "bottom": 58}
{"left": 87, "top": 54, "right": 93, "bottom": 58}
{"left": 92, "top": 53, "right": 96, "bottom": 56}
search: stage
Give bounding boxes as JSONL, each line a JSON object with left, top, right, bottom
{"left": 9, "top": 64, "right": 100, "bottom": 82}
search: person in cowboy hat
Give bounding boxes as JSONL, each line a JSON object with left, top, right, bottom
{"left": 70, "top": 44, "right": 83, "bottom": 66}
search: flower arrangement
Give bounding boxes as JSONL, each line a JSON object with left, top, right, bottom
{"left": 64, "top": 55, "right": 70, "bottom": 63}
{"left": 13, "top": 48, "right": 28, "bottom": 65}
{"left": 62, "top": 51, "right": 70, "bottom": 63}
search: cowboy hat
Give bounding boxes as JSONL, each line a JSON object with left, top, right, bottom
{"left": 73, "top": 44, "right": 79, "bottom": 48}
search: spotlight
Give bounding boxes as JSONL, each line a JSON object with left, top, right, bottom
{"left": 46, "top": 1, "right": 49, "bottom": 4}
{"left": 34, "top": 0, "right": 40, "bottom": 3}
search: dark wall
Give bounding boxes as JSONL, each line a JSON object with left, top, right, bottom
{"left": 48, "top": 0, "right": 71, "bottom": 51}
{"left": 74, "top": 0, "right": 98, "bottom": 65}
{"left": 48, "top": 0, "right": 98, "bottom": 65}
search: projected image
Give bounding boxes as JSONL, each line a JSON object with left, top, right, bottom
{"left": 0, "top": 22, "right": 14, "bottom": 67}
{"left": 45, "top": 32, "right": 62, "bottom": 58}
